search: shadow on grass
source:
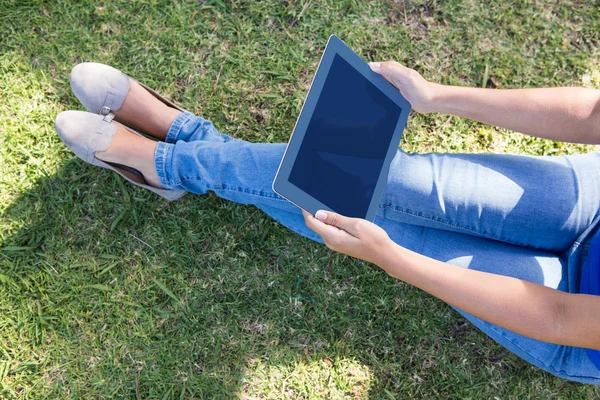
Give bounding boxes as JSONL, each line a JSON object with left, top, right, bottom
{"left": 0, "top": 160, "right": 382, "bottom": 398}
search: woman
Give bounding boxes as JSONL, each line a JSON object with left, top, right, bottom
{"left": 55, "top": 61, "right": 600, "bottom": 384}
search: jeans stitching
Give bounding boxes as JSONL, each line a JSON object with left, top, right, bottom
{"left": 218, "top": 187, "right": 288, "bottom": 201}
{"left": 154, "top": 142, "right": 167, "bottom": 187}
{"left": 379, "top": 204, "right": 553, "bottom": 250}
{"left": 172, "top": 176, "right": 289, "bottom": 202}
{"left": 166, "top": 112, "right": 193, "bottom": 143}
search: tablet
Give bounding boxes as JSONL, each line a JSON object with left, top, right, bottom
{"left": 272, "top": 35, "right": 411, "bottom": 221}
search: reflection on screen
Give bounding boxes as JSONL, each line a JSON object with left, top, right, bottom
{"left": 288, "top": 54, "right": 402, "bottom": 218}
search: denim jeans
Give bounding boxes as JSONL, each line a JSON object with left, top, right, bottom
{"left": 155, "top": 112, "right": 600, "bottom": 384}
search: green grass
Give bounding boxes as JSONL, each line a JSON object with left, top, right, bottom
{"left": 1, "top": 0, "right": 600, "bottom": 398}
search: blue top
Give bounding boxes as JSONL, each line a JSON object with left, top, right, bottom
{"left": 581, "top": 232, "right": 600, "bottom": 369}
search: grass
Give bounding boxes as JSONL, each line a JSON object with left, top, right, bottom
{"left": 1, "top": 0, "right": 600, "bottom": 398}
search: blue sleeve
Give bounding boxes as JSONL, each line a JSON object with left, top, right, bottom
{"left": 581, "top": 233, "right": 600, "bottom": 370}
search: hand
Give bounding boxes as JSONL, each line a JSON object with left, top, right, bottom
{"left": 302, "top": 209, "right": 393, "bottom": 266}
{"left": 369, "top": 61, "right": 438, "bottom": 113}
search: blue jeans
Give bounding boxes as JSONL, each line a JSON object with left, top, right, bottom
{"left": 155, "top": 112, "right": 600, "bottom": 384}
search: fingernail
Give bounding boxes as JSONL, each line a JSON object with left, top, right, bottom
{"left": 315, "top": 210, "right": 327, "bottom": 221}
{"left": 369, "top": 62, "right": 381, "bottom": 71}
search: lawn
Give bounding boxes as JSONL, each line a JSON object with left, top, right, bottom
{"left": 1, "top": 0, "right": 600, "bottom": 398}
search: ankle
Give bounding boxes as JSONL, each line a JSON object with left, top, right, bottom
{"left": 149, "top": 107, "right": 181, "bottom": 138}
{"left": 113, "top": 79, "right": 181, "bottom": 140}
{"left": 95, "top": 125, "right": 162, "bottom": 188}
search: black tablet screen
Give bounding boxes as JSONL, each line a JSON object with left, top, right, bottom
{"left": 288, "top": 54, "right": 402, "bottom": 218}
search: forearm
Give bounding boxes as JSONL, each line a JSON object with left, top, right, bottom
{"left": 429, "top": 84, "right": 600, "bottom": 144}
{"left": 379, "top": 242, "right": 564, "bottom": 345}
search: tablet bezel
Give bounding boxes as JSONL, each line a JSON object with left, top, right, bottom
{"left": 272, "top": 34, "right": 411, "bottom": 221}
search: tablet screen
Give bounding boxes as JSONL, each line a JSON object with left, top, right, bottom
{"left": 288, "top": 54, "right": 403, "bottom": 218}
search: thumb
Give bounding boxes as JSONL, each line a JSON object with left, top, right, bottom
{"left": 369, "top": 61, "right": 405, "bottom": 86}
{"left": 315, "top": 210, "right": 358, "bottom": 236}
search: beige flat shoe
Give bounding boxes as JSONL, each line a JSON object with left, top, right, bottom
{"left": 69, "top": 62, "right": 188, "bottom": 121}
{"left": 55, "top": 110, "right": 186, "bottom": 201}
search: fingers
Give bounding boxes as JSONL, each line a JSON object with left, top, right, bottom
{"left": 302, "top": 210, "right": 357, "bottom": 251}
{"left": 302, "top": 209, "right": 335, "bottom": 242}
{"left": 369, "top": 60, "right": 403, "bottom": 73}
{"left": 303, "top": 209, "right": 360, "bottom": 237}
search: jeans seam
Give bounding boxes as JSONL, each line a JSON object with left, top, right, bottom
{"left": 171, "top": 176, "right": 289, "bottom": 202}
{"left": 379, "top": 204, "right": 546, "bottom": 250}
{"left": 217, "top": 186, "right": 288, "bottom": 201}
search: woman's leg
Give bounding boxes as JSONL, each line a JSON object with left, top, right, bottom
{"left": 75, "top": 62, "right": 600, "bottom": 255}
{"left": 98, "top": 66, "right": 600, "bottom": 255}
{"left": 382, "top": 151, "right": 600, "bottom": 254}
{"left": 154, "top": 129, "right": 318, "bottom": 236}
{"left": 158, "top": 113, "right": 600, "bottom": 253}
{"left": 155, "top": 115, "right": 592, "bottom": 294}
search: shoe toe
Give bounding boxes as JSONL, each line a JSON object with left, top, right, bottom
{"left": 70, "top": 62, "right": 131, "bottom": 114}
{"left": 55, "top": 110, "right": 116, "bottom": 164}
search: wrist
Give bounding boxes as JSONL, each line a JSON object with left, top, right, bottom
{"left": 426, "top": 82, "right": 448, "bottom": 113}
{"left": 375, "top": 240, "right": 409, "bottom": 277}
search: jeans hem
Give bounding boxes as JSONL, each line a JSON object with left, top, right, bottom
{"left": 154, "top": 141, "right": 175, "bottom": 189}
{"left": 165, "top": 111, "right": 194, "bottom": 143}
